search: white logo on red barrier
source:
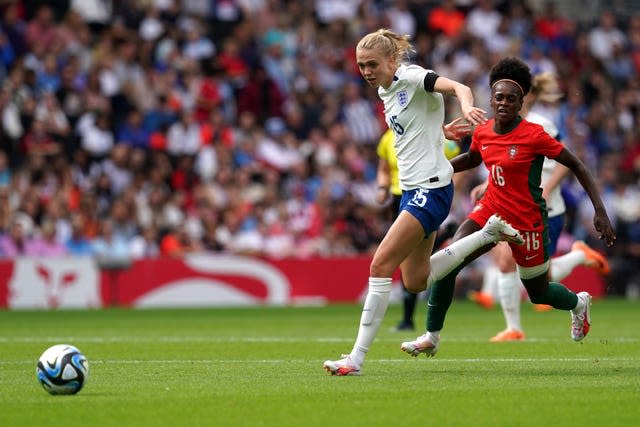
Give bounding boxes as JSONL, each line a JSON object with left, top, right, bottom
{"left": 8, "top": 258, "right": 101, "bottom": 309}
{"left": 133, "top": 254, "right": 291, "bottom": 307}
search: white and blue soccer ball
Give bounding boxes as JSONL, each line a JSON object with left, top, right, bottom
{"left": 36, "top": 344, "right": 89, "bottom": 395}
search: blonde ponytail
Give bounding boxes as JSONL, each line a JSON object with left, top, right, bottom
{"left": 356, "top": 29, "right": 414, "bottom": 63}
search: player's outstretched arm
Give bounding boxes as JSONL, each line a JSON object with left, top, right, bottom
{"left": 555, "top": 148, "right": 616, "bottom": 246}
{"left": 450, "top": 148, "right": 482, "bottom": 174}
{"left": 443, "top": 117, "right": 472, "bottom": 141}
{"left": 433, "top": 77, "right": 487, "bottom": 126}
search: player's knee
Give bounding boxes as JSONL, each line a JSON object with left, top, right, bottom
{"left": 369, "top": 258, "right": 395, "bottom": 278}
{"left": 496, "top": 257, "right": 516, "bottom": 273}
{"left": 403, "top": 276, "right": 428, "bottom": 293}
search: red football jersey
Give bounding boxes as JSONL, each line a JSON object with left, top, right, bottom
{"left": 470, "top": 118, "right": 564, "bottom": 232}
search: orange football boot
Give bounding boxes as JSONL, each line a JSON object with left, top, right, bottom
{"left": 468, "top": 290, "right": 495, "bottom": 309}
{"left": 572, "top": 241, "right": 610, "bottom": 275}
{"left": 490, "top": 329, "right": 526, "bottom": 342}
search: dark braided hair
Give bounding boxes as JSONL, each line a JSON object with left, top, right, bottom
{"left": 489, "top": 57, "right": 532, "bottom": 98}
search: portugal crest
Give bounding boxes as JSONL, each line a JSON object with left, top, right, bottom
{"left": 508, "top": 145, "right": 518, "bottom": 159}
{"left": 397, "top": 90, "right": 409, "bottom": 108}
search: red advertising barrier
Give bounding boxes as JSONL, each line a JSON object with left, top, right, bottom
{"left": 100, "top": 254, "right": 372, "bottom": 307}
{"left": 0, "top": 254, "right": 605, "bottom": 309}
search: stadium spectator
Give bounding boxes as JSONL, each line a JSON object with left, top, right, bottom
{"left": 25, "top": 219, "right": 67, "bottom": 256}
{"left": 0, "top": 213, "right": 34, "bottom": 257}
{"left": 80, "top": 66, "right": 111, "bottom": 113}
{"left": 35, "top": 53, "right": 60, "bottom": 93}
{"left": 136, "top": 183, "right": 174, "bottom": 233}
{"left": 606, "top": 171, "right": 640, "bottom": 296}
{"left": 181, "top": 20, "right": 216, "bottom": 61}
{"left": 24, "top": 5, "right": 57, "bottom": 51}
{"left": 505, "top": 2, "right": 532, "bottom": 40}
{"left": 138, "top": 6, "right": 164, "bottom": 43}
{"left": 55, "top": 59, "right": 85, "bottom": 129}
{"left": 533, "top": 1, "right": 569, "bottom": 43}
{"left": 34, "top": 90, "right": 70, "bottom": 143}
{"left": 382, "top": 0, "right": 416, "bottom": 39}
{"left": 314, "top": 0, "right": 362, "bottom": 25}
{"left": 56, "top": 10, "right": 91, "bottom": 59}
{"left": 142, "top": 94, "right": 178, "bottom": 136}
{"left": 166, "top": 109, "right": 202, "bottom": 157}
{"left": 65, "top": 213, "right": 93, "bottom": 256}
{"left": 606, "top": 42, "right": 635, "bottom": 88}
{"left": 256, "top": 117, "right": 303, "bottom": 172}
{"left": 116, "top": 109, "right": 150, "bottom": 150}
{"left": 216, "top": 36, "right": 250, "bottom": 88}
{"left": 91, "top": 217, "right": 131, "bottom": 267}
{"left": 97, "top": 143, "right": 133, "bottom": 196}
{"left": 588, "top": 9, "right": 626, "bottom": 62}
{"left": 109, "top": 198, "right": 138, "bottom": 242}
{"left": 465, "top": 0, "right": 502, "bottom": 45}
{"left": 0, "top": 151, "right": 11, "bottom": 188}
{"left": 0, "top": 27, "right": 16, "bottom": 78}
{"left": 1, "top": 3, "right": 28, "bottom": 59}
{"left": 70, "top": 0, "right": 112, "bottom": 34}
{"left": 340, "top": 79, "right": 381, "bottom": 146}
{"left": 159, "top": 223, "right": 203, "bottom": 257}
{"left": 129, "top": 225, "right": 160, "bottom": 259}
{"left": 236, "top": 64, "right": 285, "bottom": 123}
{"left": 41, "top": 194, "right": 71, "bottom": 244}
{"left": 22, "top": 117, "right": 61, "bottom": 158}
{"left": 426, "top": 0, "right": 466, "bottom": 38}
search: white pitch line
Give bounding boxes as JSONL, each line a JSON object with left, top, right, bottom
{"left": 0, "top": 336, "right": 638, "bottom": 344}
{"left": 2, "top": 357, "right": 639, "bottom": 366}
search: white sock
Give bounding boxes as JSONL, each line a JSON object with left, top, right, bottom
{"left": 497, "top": 271, "right": 522, "bottom": 331}
{"left": 482, "top": 264, "right": 499, "bottom": 300}
{"left": 427, "top": 231, "right": 490, "bottom": 287}
{"left": 350, "top": 277, "right": 391, "bottom": 367}
{"left": 550, "top": 251, "right": 586, "bottom": 281}
{"left": 571, "top": 293, "right": 585, "bottom": 313}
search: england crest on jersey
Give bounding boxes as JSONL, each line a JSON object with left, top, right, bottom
{"left": 397, "top": 90, "right": 409, "bottom": 108}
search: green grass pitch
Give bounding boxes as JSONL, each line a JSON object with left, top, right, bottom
{"left": 1, "top": 299, "right": 639, "bottom": 427}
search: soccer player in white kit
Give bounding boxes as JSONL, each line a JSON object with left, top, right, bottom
{"left": 323, "top": 29, "right": 524, "bottom": 376}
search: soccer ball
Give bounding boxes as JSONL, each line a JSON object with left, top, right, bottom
{"left": 36, "top": 344, "right": 89, "bottom": 395}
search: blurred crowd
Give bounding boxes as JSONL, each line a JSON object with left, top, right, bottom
{"left": 0, "top": 0, "right": 639, "bottom": 296}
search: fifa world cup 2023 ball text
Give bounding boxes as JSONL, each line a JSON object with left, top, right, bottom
{"left": 36, "top": 344, "right": 89, "bottom": 395}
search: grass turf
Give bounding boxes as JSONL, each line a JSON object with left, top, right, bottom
{"left": 0, "top": 299, "right": 639, "bottom": 427}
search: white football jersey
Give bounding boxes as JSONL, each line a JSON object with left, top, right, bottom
{"left": 526, "top": 111, "right": 565, "bottom": 217}
{"left": 378, "top": 64, "right": 453, "bottom": 191}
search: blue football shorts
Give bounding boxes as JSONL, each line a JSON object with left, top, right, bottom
{"left": 399, "top": 183, "right": 453, "bottom": 237}
{"left": 547, "top": 214, "right": 564, "bottom": 255}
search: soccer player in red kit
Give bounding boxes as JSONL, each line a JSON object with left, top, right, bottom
{"left": 401, "top": 57, "right": 617, "bottom": 358}
{"left": 468, "top": 108, "right": 562, "bottom": 265}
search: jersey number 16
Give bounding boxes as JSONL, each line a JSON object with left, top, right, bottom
{"left": 491, "top": 165, "right": 505, "bottom": 186}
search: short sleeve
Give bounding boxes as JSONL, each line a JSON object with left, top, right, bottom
{"left": 424, "top": 72, "right": 439, "bottom": 92}
{"left": 534, "top": 126, "right": 564, "bottom": 158}
{"left": 402, "top": 65, "right": 429, "bottom": 89}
